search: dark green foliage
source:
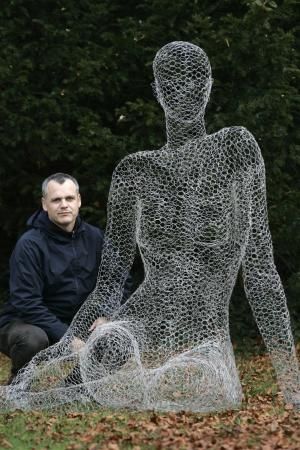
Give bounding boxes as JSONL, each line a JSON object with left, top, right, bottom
{"left": 0, "top": 0, "right": 299, "bottom": 338}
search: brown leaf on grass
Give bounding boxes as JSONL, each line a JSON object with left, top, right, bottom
{"left": 66, "top": 445, "right": 83, "bottom": 450}
{"left": 88, "top": 444, "right": 101, "bottom": 450}
{"left": 0, "top": 439, "right": 13, "bottom": 448}
{"left": 78, "top": 434, "right": 96, "bottom": 444}
{"left": 66, "top": 412, "right": 85, "bottom": 419}
{"left": 105, "top": 443, "right": 120, "bottom": 450}
{"left": 220, "top": 445, "right": 235, "bottom": 450}
{"left": 269, "top": 421, "right": 278, "bottom": 432}
{"left": 138, "top": 421, "right": 158, "bottom": 432}
{"left": 284, "top": 403, "right": 294, "bottom": 410}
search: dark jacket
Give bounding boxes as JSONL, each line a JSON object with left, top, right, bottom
{"left": 0, "top": 210, "right": 127, "bottom": 342}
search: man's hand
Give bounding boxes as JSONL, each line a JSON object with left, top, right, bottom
{"left": 70, "top": 318, "right": 108, "bottom": 352}
{"left": 70, "top": 337, "right": 85, "bottom": 352}
{"left": 89, "top": 317, "right": 108, "bottom": 332}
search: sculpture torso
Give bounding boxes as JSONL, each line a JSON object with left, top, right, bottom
{"left": 117, "top": 126, "right": 256, "bottom": 356}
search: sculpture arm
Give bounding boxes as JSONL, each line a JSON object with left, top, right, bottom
{"left": 241, "top": 145, "right": 300, "bottom": 405}
{"left": 93, "top": 157, "right": 138, "bottom": 318}
{"left": 68, "top": 156, "right": 139, "bottom": 340}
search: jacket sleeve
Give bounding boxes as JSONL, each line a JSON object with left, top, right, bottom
{"left": 9, "top": 238, "right": 68, "bottom": 342}
{"left": 241, "top": 141, "right": 300, "bottom": 405}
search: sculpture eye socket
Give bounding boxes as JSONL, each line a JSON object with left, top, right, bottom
{"left": 154, "top": 78, "right": 212, "bottom": 96}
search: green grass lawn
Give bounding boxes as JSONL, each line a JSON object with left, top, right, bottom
{"left": 0, "top": 345, "right": 299, "bottom": 450}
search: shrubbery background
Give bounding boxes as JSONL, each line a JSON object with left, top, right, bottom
{"left": 0, "top": 0, "right": 299, "bottom": 340}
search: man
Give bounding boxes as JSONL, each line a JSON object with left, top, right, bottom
{"left": 0, "top": 173, "right": 131, "bottom": 383}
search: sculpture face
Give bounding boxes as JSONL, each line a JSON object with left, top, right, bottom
{"left": 153, "top": 41, "right": 212, "bottom": 122}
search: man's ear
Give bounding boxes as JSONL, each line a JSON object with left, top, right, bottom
{"left": 78, "top": 193, "right": 82, "bottom": 208}
{"left": 41, "top": 197, "right": 47, "bottom": 212}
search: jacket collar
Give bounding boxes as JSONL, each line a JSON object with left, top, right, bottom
{"left": 27, "top": 209, "right": 86, "bottom": 240}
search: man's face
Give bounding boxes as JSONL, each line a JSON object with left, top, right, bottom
{"left": 42, "top": 180, "right": 81, "bottom": 232}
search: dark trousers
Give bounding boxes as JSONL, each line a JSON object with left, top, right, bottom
{"left": 0, "top": 320, "right": 49, "bottom": 376}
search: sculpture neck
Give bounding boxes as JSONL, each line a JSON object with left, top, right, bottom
{"left": 165, "top": 114, "right": 207, "bottom": 150}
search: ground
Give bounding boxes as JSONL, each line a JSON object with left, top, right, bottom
{"left": 0, "top": 344, "right": 299, "bottom": 450}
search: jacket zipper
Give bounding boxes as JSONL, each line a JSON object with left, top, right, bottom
{"left": 72, "top": 231, "right": 79, "bottom": 293}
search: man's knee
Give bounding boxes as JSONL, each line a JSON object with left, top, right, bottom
{"left": 8, "top": 324, "right": 49, "bottom": 372}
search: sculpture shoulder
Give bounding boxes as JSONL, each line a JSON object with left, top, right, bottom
{"left": 112, "top": 150, "right": 156, "bottom": 184}
{"left": 113, "top": 152, "right": 140, "bottom": 175}
{"left": 214, "top": 126, "right": 263, "bottom": 170}
{"left": 114, "top": 149, "right": 162, "bottom": 171}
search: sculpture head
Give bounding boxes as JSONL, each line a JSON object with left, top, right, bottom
{"left": 153, "top": 41, "right": 212, "bottom": 123}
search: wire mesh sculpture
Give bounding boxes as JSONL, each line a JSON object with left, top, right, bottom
{"left": 1, "top": 41, "right": 299, "bottom": 413}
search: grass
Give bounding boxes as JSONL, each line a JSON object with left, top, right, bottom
{"left": 0, "top": 343, "right": 299, "bottom": 450}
